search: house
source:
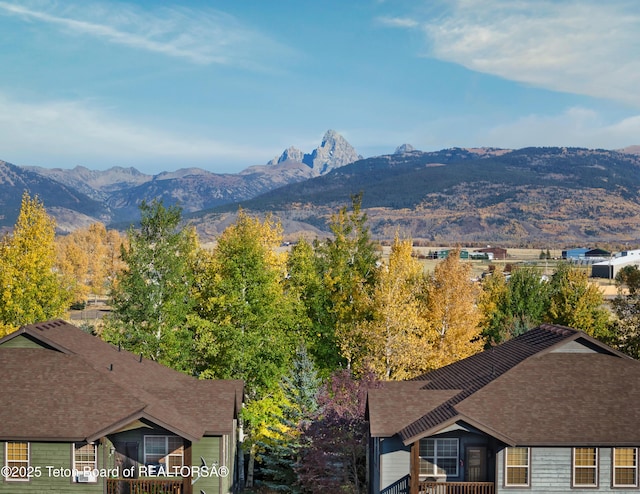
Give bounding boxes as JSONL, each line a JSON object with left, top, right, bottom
{"left": 475, "top": 247, "right": 507, "bottom": 260}
{"left": 367, "top": 324, "right": 640, "bottom": 494}
{"left": 0, "top": 319, "right": 243, "bottom": 494}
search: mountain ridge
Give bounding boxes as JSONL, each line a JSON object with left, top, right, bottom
{"left": 3, "top": 137, "right": 640, "bottom": 245}
{"left": 192, "top": 146, "right": 640, "bottom": 245}
{"left": 2, "top": 130, "right": 362, "bottom": 231}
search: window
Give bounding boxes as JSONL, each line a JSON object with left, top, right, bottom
{"left": 4, "top": 441, "right": 29, "bottom": 482}
{"left": 504, "top": 447, "right": 530, "bottom": 487}
{"left": 144, "top": 436, "right": 184, "bottom": 472}
{"left": 573, "top": 447, "right": 598, "bottom": 487}
{"left": 419, "top": 438, "right": 459, "bottom": 477}
{"left": 613, "top": 448, "right": 638, "bottom": 487}
{"left": 73, "top": 443, "right": 98, "bottom": 483}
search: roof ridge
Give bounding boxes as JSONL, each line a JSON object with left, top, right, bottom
{"left": 397, "top": 324, "right": 577, "bottom": 443}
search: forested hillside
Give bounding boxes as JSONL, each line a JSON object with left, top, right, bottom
{"left": 198, "top": 147, "right": 640, "bottom": 244}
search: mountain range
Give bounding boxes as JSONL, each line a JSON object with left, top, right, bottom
{"left": 2, "top": 130, "right": 640, "bottom": 246}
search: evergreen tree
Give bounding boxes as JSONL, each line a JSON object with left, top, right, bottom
{"left": 259, "top": 343, "right": 320, "bottom": 493}
{"left": 314, "top": 193, "right": 380, "bottom": 369}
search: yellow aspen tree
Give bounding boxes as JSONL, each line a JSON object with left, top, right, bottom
{"left": 85, "top": 223, "right": 110, "bottom": 301}
{"left": 56, "top": 222, "right": 120, "bottom": 303}
{"left": 56, "top": 231, "right": 91, "bottom": 303}
{"left": 355, "top": 234, "right": 428, "bottom": 380}
{"left": 0, "top": 192, "right": 71, "bottom": 335}
{"left": 422, "top": 249, "right": 483, "bottom": 369}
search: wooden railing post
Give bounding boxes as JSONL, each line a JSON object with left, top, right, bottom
{"left": 183, "top": 440, "right": 192, "bottom": 494}
{"left": 410, "top": 441, "right": 420, "bottom": 494}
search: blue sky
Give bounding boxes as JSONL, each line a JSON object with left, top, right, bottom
{"left": 0, "top": 0, "right": 639, "bottom": 174}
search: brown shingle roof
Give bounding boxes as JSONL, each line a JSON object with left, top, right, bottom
{"left": 0, "top": 348, "right": 146, "bottom": 441}
{"left": 367, "top": 324, "right": 633, "bottom": 446}
{"left": 456, "top": 352, "right": 640, "bottom": 446}
{"left": 0, "top": 320, "right": 243, "bottom": 442}
{"left": 367, "top": 381, "right": 458, "bottom": 437}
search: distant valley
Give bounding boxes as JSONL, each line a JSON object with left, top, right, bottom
{"left": 2, "top": 130, "right": 640, "bottom": 246}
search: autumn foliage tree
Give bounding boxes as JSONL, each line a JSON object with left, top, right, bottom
{"left": 354, "top": 234, "right": 428, "bottom": 379}
{"left": 193, "top": 210, "right": 302, "bottom": 395}
{"left": 480, "top": 266, "right": 550, "bottom": 345}
{"left": 191, "top": 210, "right": 308, "bottom": 487}
{"left": 286, "top": 238, "right": 336, "bottom": 375}
{"left": 56, "top": 222, "right": 125, "bottom": 303}
{"left": 0, "top": 192, "right": 71, "bottom": 335}
{"left": 610, "top": 266, "right": 640, "bottom": 357}
{"left": 421, "top": 249, "right": 483, "bottom": 369}
{"left": 297, "top": 369, "right": 378, "bottom": 494}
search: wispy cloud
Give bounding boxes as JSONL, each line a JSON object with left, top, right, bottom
{"left": 0, "top": 0, "right": 290, "bottom": 67}
{"left": 386, "top": 0, "right": 640, "bottom": 107}
{"left": 376, "top": 16, "right": 419, "bottom": 29}
{"left": 480, "top": 107, "right": 640, "bottom": 150}
{"left": 0, "top": 92, "right": 271, "bottom": 172}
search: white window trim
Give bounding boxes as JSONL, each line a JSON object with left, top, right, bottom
{"left": 143, "top": 435, "right": 184, "bottom": 472}
{"left": 504, "top": 447, "right": 530, "bottom": 487}
{"left": 4, "top": 441, "right": 30, "bottom": 482}
{"left": 573, "top": 447, "right": 599, "bottom": 488}
{"left": 420, "top": 438, "right": 459, "bottom": 478}
{"left": 72, "top": 443, "right": 98, "bottom": 483}
{"left": 613, "top": 447, "right": 638, "bottom": 488}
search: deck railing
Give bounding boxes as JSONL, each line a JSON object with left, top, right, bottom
{"left": 418, "top": 481, "right": 494, "bottom": 494}
{"left": 106, "top": 478, "right": 183, "bottom": 494}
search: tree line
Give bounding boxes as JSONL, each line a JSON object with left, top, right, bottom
{"left": 1, "top": 191, "right": 639, "bottom": 493}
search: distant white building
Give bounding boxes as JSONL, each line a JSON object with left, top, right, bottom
{"left": 591, "top": 249, "right": 640, "bottom": 279}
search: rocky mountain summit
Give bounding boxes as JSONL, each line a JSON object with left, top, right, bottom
{"left": 2, "top": 130, "right": 361, "bottom": 232}
{"left": 394, "top": 143, "right": 417, "bottom": 154}
{"left": 267, "top": 129, "right": 361, "bottom": 174}
{"left": 5, "top": 138, "right": 640, "bottom": 245}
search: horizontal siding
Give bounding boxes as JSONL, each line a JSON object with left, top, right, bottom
{"left": 380, "top": 436, "right": 410, "bottom": 492}
{"left": 0, "top": 335, "right": 43, "bottom": 348}
{"left": 497, "top": 447, "right": 622, "bottom": 494}
{"left": 0, "top": 441, "right": 103, "bottom": 493}
{"left": 191, "top": 436, "right": 223, "bottom": 494}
